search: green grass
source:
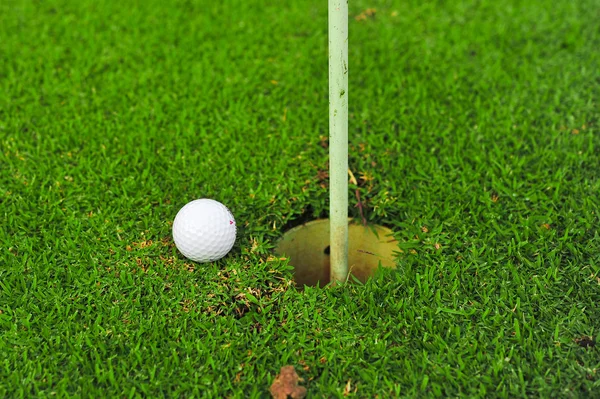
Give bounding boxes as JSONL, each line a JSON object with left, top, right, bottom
{"left": 1, "top": 0, "right": 599, "bottom": 397}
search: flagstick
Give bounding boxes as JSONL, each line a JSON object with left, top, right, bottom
{"left": 329, "top": 0, "right": 349, "bottom": 284}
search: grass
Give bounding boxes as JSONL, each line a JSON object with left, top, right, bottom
{"left": 1, "top": 0, "right": 599, "bottom": 397}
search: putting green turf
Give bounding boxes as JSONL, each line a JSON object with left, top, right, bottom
{"left": 1, "top": 0, "right": 599, "bottom": 397}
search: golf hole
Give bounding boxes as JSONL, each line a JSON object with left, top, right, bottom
{"left": 275, "top": 219, "right": 399, "bottom": 288}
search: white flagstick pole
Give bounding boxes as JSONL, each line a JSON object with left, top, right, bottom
{"left": 329, "top": 0, "right": 349, "bottom": 284}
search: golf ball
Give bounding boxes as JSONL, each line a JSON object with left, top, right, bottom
{"left": 172, "top": 199, "right": 236, "bottom": 263}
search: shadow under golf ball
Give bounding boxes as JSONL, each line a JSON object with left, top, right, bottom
{"left": 275, "top": 219, "right": 399, "bottom": 288}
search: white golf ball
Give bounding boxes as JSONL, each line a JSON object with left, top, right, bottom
{"left": 172, "top": 199, "right": 236, "bottom": 263}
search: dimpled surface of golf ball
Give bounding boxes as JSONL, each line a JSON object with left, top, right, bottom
{"left": 172, "top": 199, "right": 236, "bottom": 263}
